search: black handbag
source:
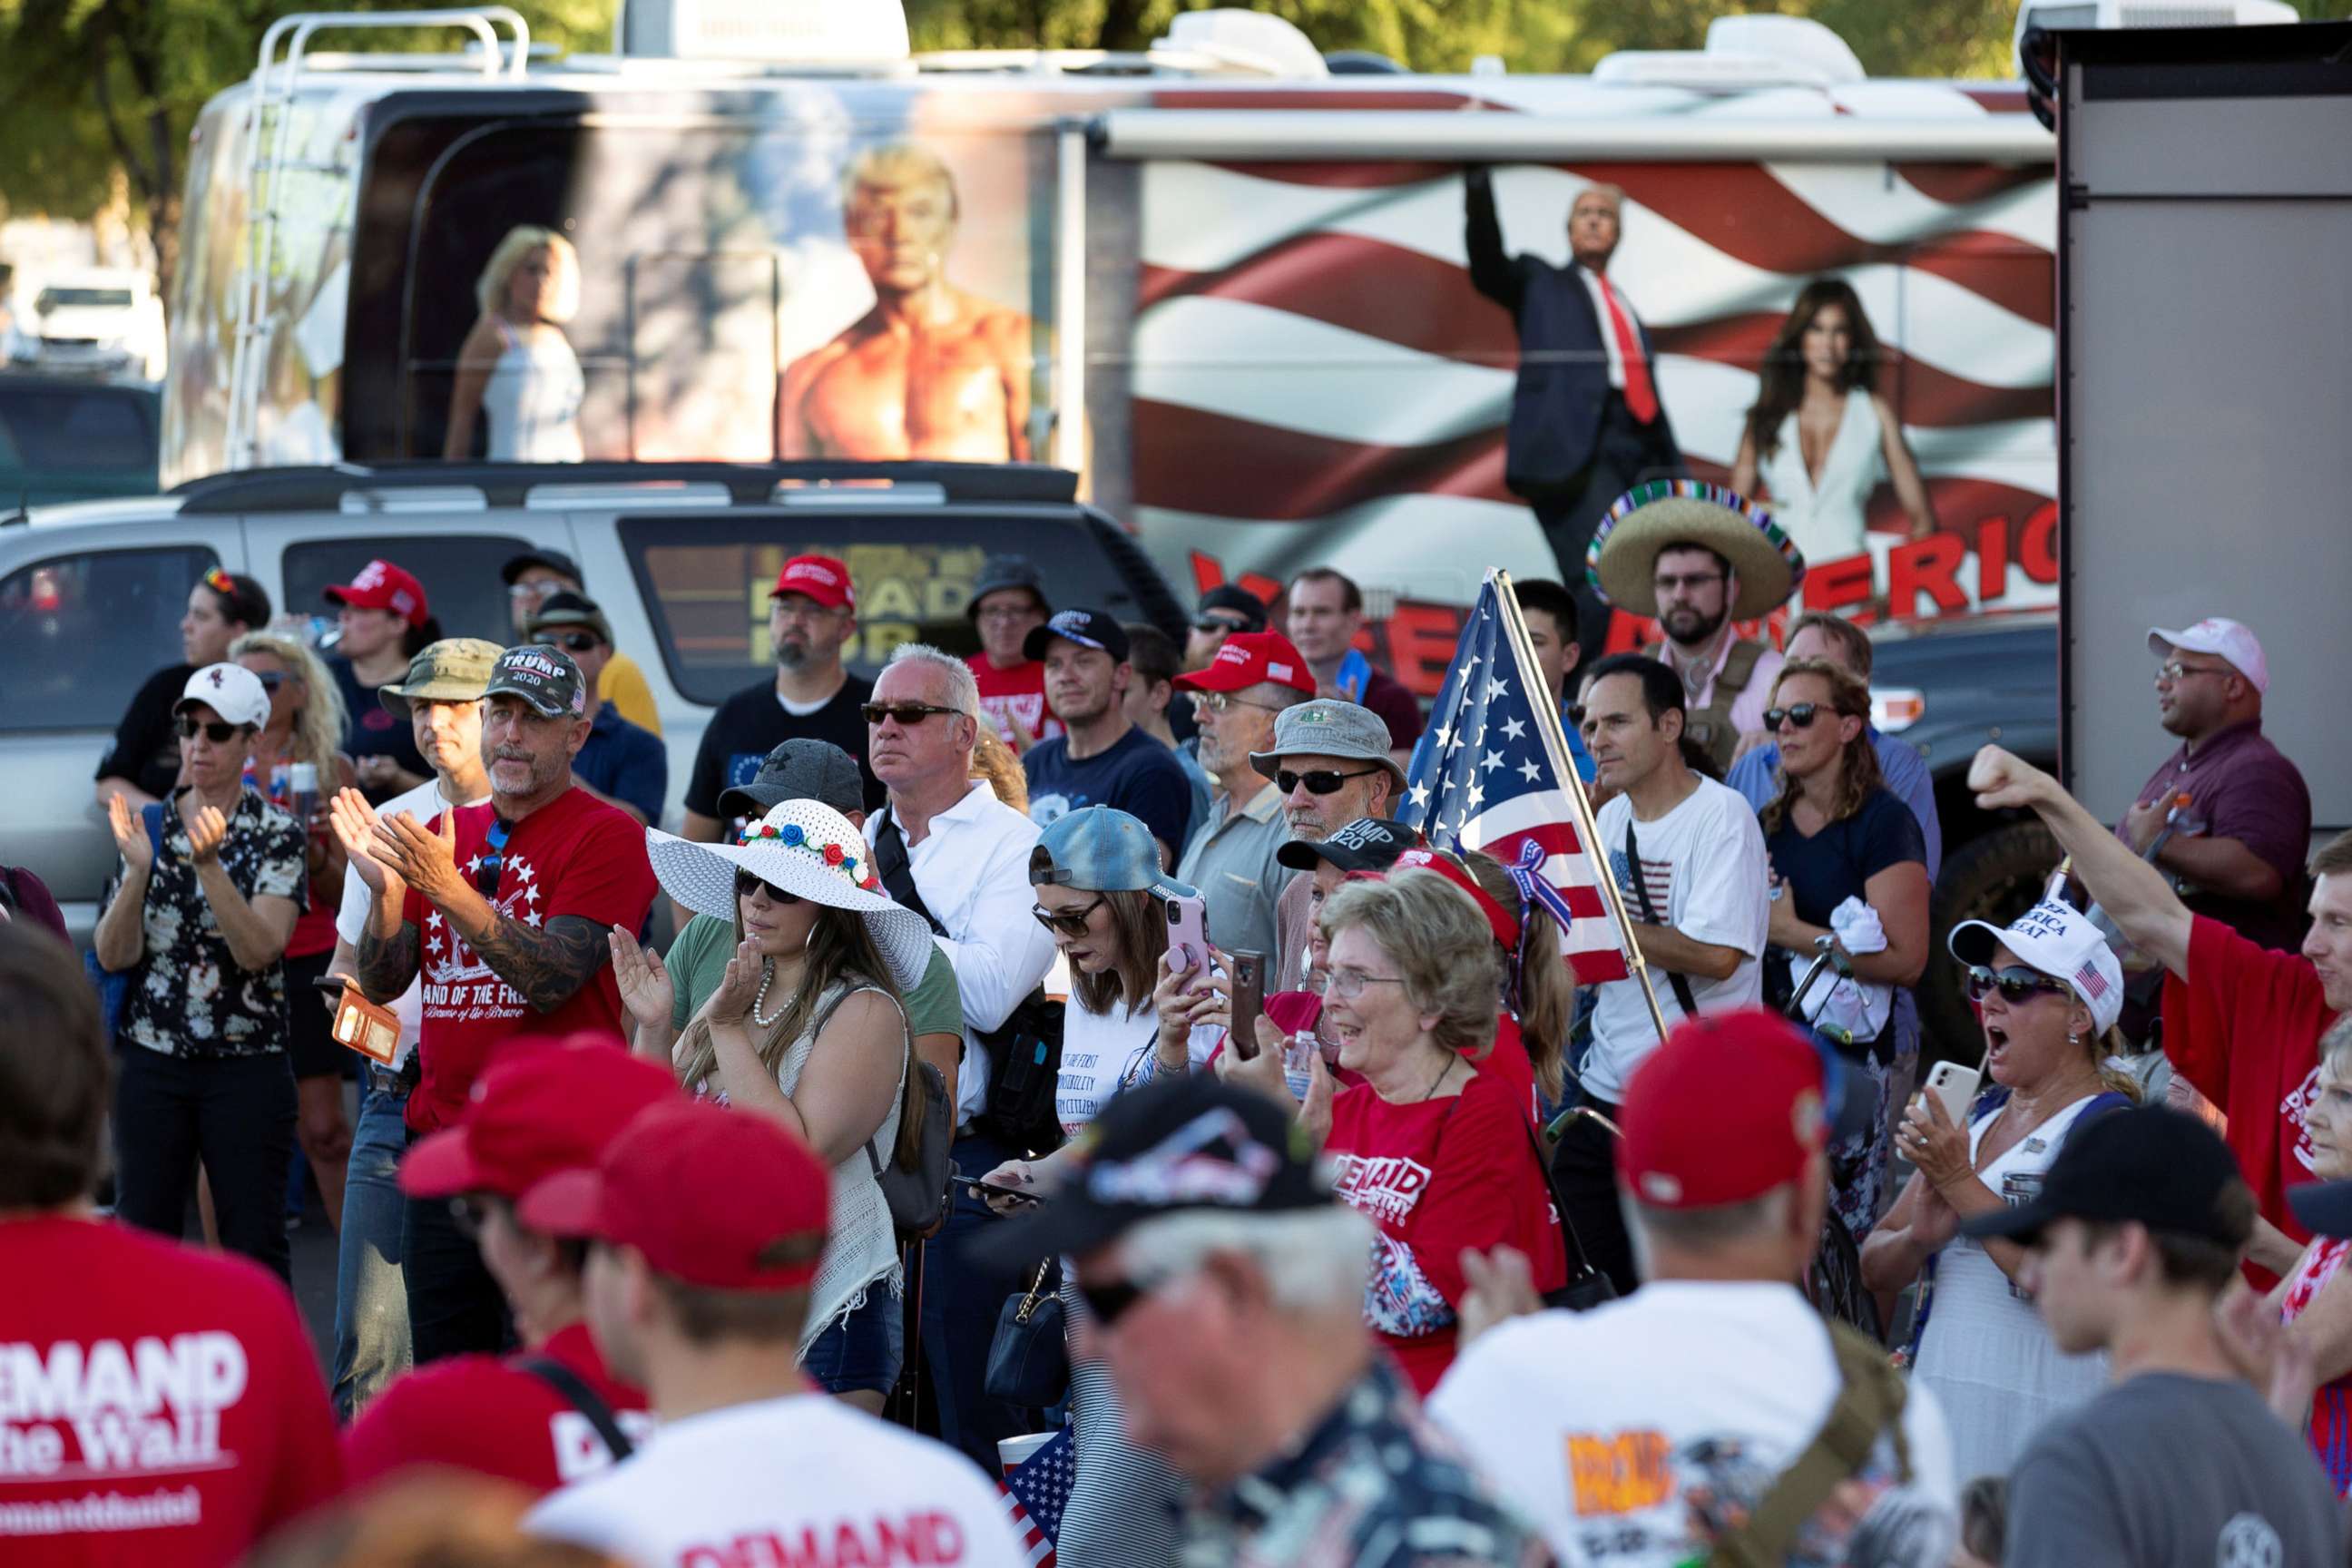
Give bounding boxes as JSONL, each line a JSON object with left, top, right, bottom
{"left": 1524, "top": 1119, "right": 1618, "bottom": 1311}
{"left": 868, "top": 1059, "right": 955, "bottom": 1240}
{"left": 984, "top": 1259, "right": 1069, "bottom": 1407}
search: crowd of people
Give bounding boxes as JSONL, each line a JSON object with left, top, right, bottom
{"left": 3, "top": 487, "right": 2348, "bottom": 1568}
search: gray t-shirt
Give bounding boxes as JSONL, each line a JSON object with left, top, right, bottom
{"left": 2007, "top": 1372, "right": 2342, "bottom": 1568}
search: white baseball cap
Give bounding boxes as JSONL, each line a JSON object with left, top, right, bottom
{"left": 172, "top": 662, "right": 272, "bottom": 730}
{"left": 2148, "top": 618, "right": 2268, "bottom": 695}
{"left": 1946, "top": 895, "right": 2125, "bottom": 1036}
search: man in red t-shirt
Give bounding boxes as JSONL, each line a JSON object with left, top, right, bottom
{"left": 331, "top": 644, "right": 657, "bottom": 1363}
{"left": 1973, "top": 745, "right": 2352, "bottom": 1283}
{"left": 963, "top": 554, "right": 1061, "bottom": 752}
{"left": 0, "top": 923, "right": 340, "bottom": 1567}
{"left": 345, "top": 1036, "right": 677, "bottom": 1494}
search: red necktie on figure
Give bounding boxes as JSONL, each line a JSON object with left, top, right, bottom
{"left": 1596, "top": 274, "right": 1661, "bottom": 426}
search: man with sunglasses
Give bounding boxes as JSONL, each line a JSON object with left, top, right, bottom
{"left": 502, "top": 547, "right": 662, "bottom": 735}
{"left": 1252, "top": 700, "right": 1405, "bottom": 990}
{"left": 334, "top": 644, "right": 658, "bottom": 1364}
{"left": 1183, "top": 583, "right": 1269, "bottom": 674}
{"left": 1173, "top": 630, "right": 1316, "bottom": 965}
{"left": 527, "top": 592, "right": 666, "bottom": 828}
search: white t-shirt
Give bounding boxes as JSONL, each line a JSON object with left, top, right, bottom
{"left": 1583, "top": 776, "right": 1769, "bottom": 1102}
{"left": 1428, "top": 1281, "right": 1958, "bottom": 1568}
{"left": 527, "top": 1392, "right": 1029, "bottom": 1568}
{"left": 1056, "top": 993, "right": 1223, "bottom": 1137}
{"left": 335, "top": 776, "right": 488, "bottom": 1068}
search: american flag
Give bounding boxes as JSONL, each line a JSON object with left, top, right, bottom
{"left": 1397, "top": 575, "right": 1629, "bottom": 985}
{"left": 2074, "top": 961, "right": 2109, "bottom": 1001}
{"left": 998, "top": 1426, "right": 1075, "bottom": 1568}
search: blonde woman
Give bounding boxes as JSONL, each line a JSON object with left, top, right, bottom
{"left": 446, "top": 227, "right": 584, "bottom": 462}
{"left": 969, "top": 720, "right": 1029, "bottom": 813}
{"left": 234, "top": 630, "right": 358, "bottom": 1233}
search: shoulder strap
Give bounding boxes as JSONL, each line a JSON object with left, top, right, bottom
{"left": 1623, "top": 820, "right": 1701, "bottom": 1020}
{"left": 1717, "top": 639, "right": 1768, "bottom": 697}
{"left": 1709, "top": 1322, "right": 1911, "bottom": 1568}
{"left": 870, "top": 808, "right": 950, "bottom": 938}
{"left": 513, "top": 1355, "right": 634, "bottom": 1463}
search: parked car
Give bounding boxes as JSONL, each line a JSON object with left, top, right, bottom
{"left": 0, "top": 377, "right": 160, "bottom": 506}
{"left": 3, "top": 268, "right": 167, "bottom": 382}
{"left": 0, "top": 459, "right": 1185, "bottom": 943}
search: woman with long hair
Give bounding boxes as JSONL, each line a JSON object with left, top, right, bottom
{"left": 1860, "top": 903, "right": 2141, "bottom": 1482}
{"left": 612, "top": 799, "right": 933, "bottom": 1414}
{"left": 446, "top": 227, "right": 586, "bottom": 462}
{"left": 1730, "top": 277, "right": 1937, "bottom": 569}
{"left": 1758, "top": 658, "right": 1930, "bottom": 1243}
{"left": 968, "top": 720, "right": 1030, "bottom": 814}
{"left": 233, "top": 630, "right": 358, "bottom": 1234}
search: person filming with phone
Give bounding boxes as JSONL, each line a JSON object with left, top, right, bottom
{"left": 979, "top": 806, "right": 1223, "bottom": 1568}
{"left": 1860, "top": 898, "right": 2141, "bottom": 1484}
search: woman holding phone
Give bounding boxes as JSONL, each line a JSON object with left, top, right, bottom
{"left": 981, "top": 807, "right": 1220, "bottom": 1568}
{"left": 1859, "top": 900, "right": 2140, "bottom": 1482}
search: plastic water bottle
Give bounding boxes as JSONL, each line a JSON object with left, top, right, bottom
{"left": 289, "top": 760, "right": 318, "bottom": 825}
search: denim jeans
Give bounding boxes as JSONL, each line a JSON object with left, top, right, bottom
{"left": 803, "top": 1284, "right": 905, "bottom": 1397}
{"left": 113, "top": 1046, "right": 298, "bottom": 1283}
{"left": 332, "top": 1082, "right": 414, "bottom": 1419}
{"left": 922, "top": 1129, "right": 1043, "bottom": 1471}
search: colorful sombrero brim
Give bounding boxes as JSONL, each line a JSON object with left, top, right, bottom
{"left": 1585, "top": 480, "right": 1807, "bottom": 622}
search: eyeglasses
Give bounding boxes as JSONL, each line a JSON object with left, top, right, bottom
{"left": 975, "top": 604, "right": 1043, "bottom": 625}
{"left": 1194, "top": 691, "right": 1282, "bottom": 716}
{"left": 1075, "top": 1275, "right": 1151, "bottom": 1327}
{"left": 1031, "top": 894, "right": 1107, "bottom": 937}
{"left": 1965, "top": 965, "right": 2073, "bottom": 1006}
{"left": 1275, "top": 767, "right": 1382, "bottom": 797}
{"left": 475, "top": 818, "right": 514, "bottom": 900}
{"left": 862, "top": 701, "right": 961, "bottom": 727}
{"left": 534, "top": 631, "right": 602, "bottom": 655}
{"left": 1191, "top": 615, "right": 1250, "bottom": 635}
{"left": 1764, "top": 703, "right": 1823, "bottom": 730}
{"left": 507, "top": 580, "right": 566, "bottom": 601}
{"left": 1326, "top": 965, "right": 1407, "bottom": 1001}
{"left": 175, "top": 717, "right": 244, "bottom": 743}
{"left": 736, "top": 867, "right": 802, "bottom": 905}
{"left": 2156, "top": 662, "right": 2230, "bottom": 684}
{"left": 1652, "top": 571, "right": 1724, "bottom": 594}
{"left": 448, "top": 1194, "right": 497, "bottom": 1240}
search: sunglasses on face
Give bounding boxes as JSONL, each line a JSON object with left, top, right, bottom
{"left": 1965, "top": 965, "right": 2073, "bottom": 1005}
{"left": 861, "top": 701, "right": 959, "bottom": 727}
{"left": 1191, "top": 616, "right": 1250, "bottom": 635}
{"left": 535, "top": 632, "right": 602, "bottom": 655}
{"left": 736, "top": 868, "right": 802, "bottom": 905}
{"left": 176, "top": 717, "right": 245, "bottom": 744}
{"left": 251, "top": 670, "right": 294, "bottom": 691}
{"left": 1764, "top": 702, "right": 1823, "bottom": 730}
{"left": 1275, "top": 767, "right": 1381, "bottom": 797}
{"left": 1075, "top": 1275, "right": 1151, "bottom": 1327}
{"left": 1031, "top": 894, "right": 1106, "bottom": 937}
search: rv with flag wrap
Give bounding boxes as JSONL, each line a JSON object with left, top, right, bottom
{"left": 168, "top": 3, "right": 2059, "bottom": 672}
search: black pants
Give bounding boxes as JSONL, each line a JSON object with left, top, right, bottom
{"left": 113, "top": 1047, "right": 298, "bottom": 1283}
{"left": 401, "top": 1156, "right": 513, "bottom": 1366}
{"left": 1551, "top": 1092, "right": 1641, "bottom": 1299}
{"left": 928, "top": 1128, "right": 1044, "bottom": 1470}
{"left": 1527, "top": 396, "right": 1683, "bottom": 664}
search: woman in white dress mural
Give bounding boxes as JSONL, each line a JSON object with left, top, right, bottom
{"left": 445, "top": 226, "right": 586, "bottom": 462}
{"left": 1730, "top": 278, "right": 1937, "bottom": 573}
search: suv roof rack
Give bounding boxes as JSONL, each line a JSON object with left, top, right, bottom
{"left": 169, "top": 459, "right": 1083, "bottom": 515}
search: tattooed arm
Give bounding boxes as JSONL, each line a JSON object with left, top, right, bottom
{"left": 455, "top": 911, "right": 610, "bottom": 1014}
{"left": 357, "top": 918, "right": 421, "bottom": 1004}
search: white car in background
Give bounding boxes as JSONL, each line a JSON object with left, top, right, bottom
{"left": 3, "top": 268, "right": 166, "bottom": 382}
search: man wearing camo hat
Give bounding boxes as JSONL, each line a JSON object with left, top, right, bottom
{"left": 1250, "top": 699, "right": 1403, "bottom": 988}
{"left": 330, "top": 643, "right": 658, "bottom": 1366}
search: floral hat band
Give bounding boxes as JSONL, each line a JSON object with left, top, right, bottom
{"left": 740, "top": 815, "right": 878, "bottom": 893}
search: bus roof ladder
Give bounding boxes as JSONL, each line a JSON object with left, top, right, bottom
{"left": 222, "top": 8, "right": 531, "bottom": 473}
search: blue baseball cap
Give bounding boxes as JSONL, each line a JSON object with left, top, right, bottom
{"left": 1031, "top": 807, "right": 1192, "bottom": 900}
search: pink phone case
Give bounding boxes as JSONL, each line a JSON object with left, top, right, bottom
{"left": 1164, "top": 893, "right": 1210, "bottom": 989}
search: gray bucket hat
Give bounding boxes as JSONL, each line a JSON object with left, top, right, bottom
{"left": 378, "top": 638, "right": 505, "bottom": 718}
{"left": 718, "top": 739, "right": 865, "bottom": 827}
{"left": 1249, "top": 699, "right": 1403, "bottom": 789}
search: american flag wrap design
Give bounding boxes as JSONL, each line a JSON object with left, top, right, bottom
{"left": 2074, "top": 960, "right": 2109, "bottom": 1001}
{"left": 1397, "top": 575, "right": 1630, "bottom": 985}
{"left": 998, "top": 1426, "right": 1074, "bottom": 1568}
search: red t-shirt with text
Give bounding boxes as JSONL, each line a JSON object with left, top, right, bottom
{"left": 0, "top": 1216, "right": 341, "bottom": 1567}
{"left": 2164, "top": 914, "right": 2341, "bottom": 1281}
{"left": 1324, "top": 1067, "right": 1566, "bottom": 1396}
{"left": 966, "top": 656, "right": 1062, "bottom": 751}
{"left": 343, "top": 1323, "right": 649, "bottom": 1496}
{"left": 402, "top": 788, "right": 656, "bottom": 1132}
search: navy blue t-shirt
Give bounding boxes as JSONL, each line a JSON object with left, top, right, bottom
{"left": 1763, "top": 786, "right": 1927, "bottom": 931}
{"left": 1023, "top": 724, "right": 1195, "bottom": 855}
{"left": 682, "top": 674, "right": 877, "bottom": 823}
{"left": 328, "top": 654, "right": 430, "bottom": 787}
{"left": 573, "top": 702, "right": 669, "bottom": 824}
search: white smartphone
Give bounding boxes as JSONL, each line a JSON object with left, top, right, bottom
{"left": 1920, "top": 1060, "right": 1983, "bottom": 1128}
{"left": 1164, "top": 892, "right": 1211, "bottom": 993}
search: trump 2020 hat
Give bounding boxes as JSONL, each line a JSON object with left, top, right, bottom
{"left": 1961, "top": 1106, "right": 2250, "bottom": 1250}
{"left": 400, "top": 1035, "right": 677, "bottom": 1204}
{"left": 1946, "top": 893, "right": 2126, "bottom": 1036}
{"left": 770, "top": 554, "right": 855, "bottom": 611}
{"left": 324, "top": 559, "right": 431, "bottom": 627}
{"left": 1174, "top": 630, "right": 1314, "bottom": 697}
{"left": 1024, "top": 608, "right": 1131, "bottom": 664}
{"left": 483, "top": 644, "right": 588, "bottom": 720}
{"left": 520, "top": 1098, "right": 832, "bottom": 1289}
{"left": 1275, "top": 817, "right": 1417, "bottom": 877}
{"left": 2148, "top": 618, "right": 2269, "bottom": 695}
{"left": 174, "top": 663, "right": 272, "bottom": 730}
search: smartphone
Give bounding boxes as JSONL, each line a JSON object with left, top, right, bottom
{"left": 965, "top": 1179, "right": 1041, "bottom": 1207}
{"left": 1227, "top": 949, "right": 1267, "bottom": 1062}
{"left": 1164, "top": 891, "right": 1210, "bottom": 992}
{"left": 312, "top": 974, "right": 350, "bottom": 995}
{"left": 1920, "top": 1061, "right": 1983, "bottom": 1128}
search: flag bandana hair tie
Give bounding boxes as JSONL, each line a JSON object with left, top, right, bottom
{"left": 1504, "top": 839, "right": 1578, "bottom": 1013}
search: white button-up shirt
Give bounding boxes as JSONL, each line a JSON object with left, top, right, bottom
{"left": 867, "top": 779, "right": 1058, "bottom": 1127}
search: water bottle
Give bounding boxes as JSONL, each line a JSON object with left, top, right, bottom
{"left": 289, "top": 760, "right": 318, "bottom": 826}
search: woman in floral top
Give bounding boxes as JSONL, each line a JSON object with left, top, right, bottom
{"left": 94, "top": 662, "right": 307, "bottom": 1281}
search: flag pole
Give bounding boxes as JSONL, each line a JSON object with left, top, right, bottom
{"left": 1490, "top": 569, "right": 1673, "bottom": 1047}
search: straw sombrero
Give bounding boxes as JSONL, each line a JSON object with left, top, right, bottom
{"left": 644, "top": 800, "right": 936, "bottom": 992}
{"left": 1585, "top": 480, "right": 1807, "bottom": 622}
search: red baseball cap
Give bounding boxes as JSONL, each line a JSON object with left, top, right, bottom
{"left": 400, "top": 1035, "right": 678, "bottom": 1203}
{"left": 324, "top": 559, "right": 431, "bottom": 626}
{"left": 1173, "top": 630, "right": 1314, "bottom": 697}
{"left": 1616, "top": 1008, "right": 1830, "bottom": 1210}
{"left": 518, "top": 1098, "right": 830, "bottom": 1290}
{"left": 770, "top": 554, "right": 855, "bottom": 611}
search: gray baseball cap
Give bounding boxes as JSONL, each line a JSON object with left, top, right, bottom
{"left": 718, "top": 739, "right": 865, "bottom": 825}
{"left": 379, "top": 638, "right": 505, "bottom": 718}
{"left": 966, "top": 554, "right": 1050, "bottom": 620}
{"left": 1249, "top": 699, "right": 1403, "bottom": 789}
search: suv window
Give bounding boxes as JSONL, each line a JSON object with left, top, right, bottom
{"left": 281, "top": 534, "right": 538, "bottom": 649}
{"left": 0, "top": 545, "right": 217, "bottom": 732}
{"left": 624, "top": 512, "right": 1168, "bottom": 706}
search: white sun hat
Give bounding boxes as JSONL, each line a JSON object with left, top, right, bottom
{"left": 645, "top": 799, "right": 936, "bottom": 991}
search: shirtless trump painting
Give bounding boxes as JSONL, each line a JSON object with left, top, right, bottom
{"left": 777, "top": 142, "right": 1034, "bottom": 462}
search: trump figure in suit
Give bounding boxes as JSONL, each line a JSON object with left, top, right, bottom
{"left": 1465, "top": 167, "right": 1684, "bottom": 658}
